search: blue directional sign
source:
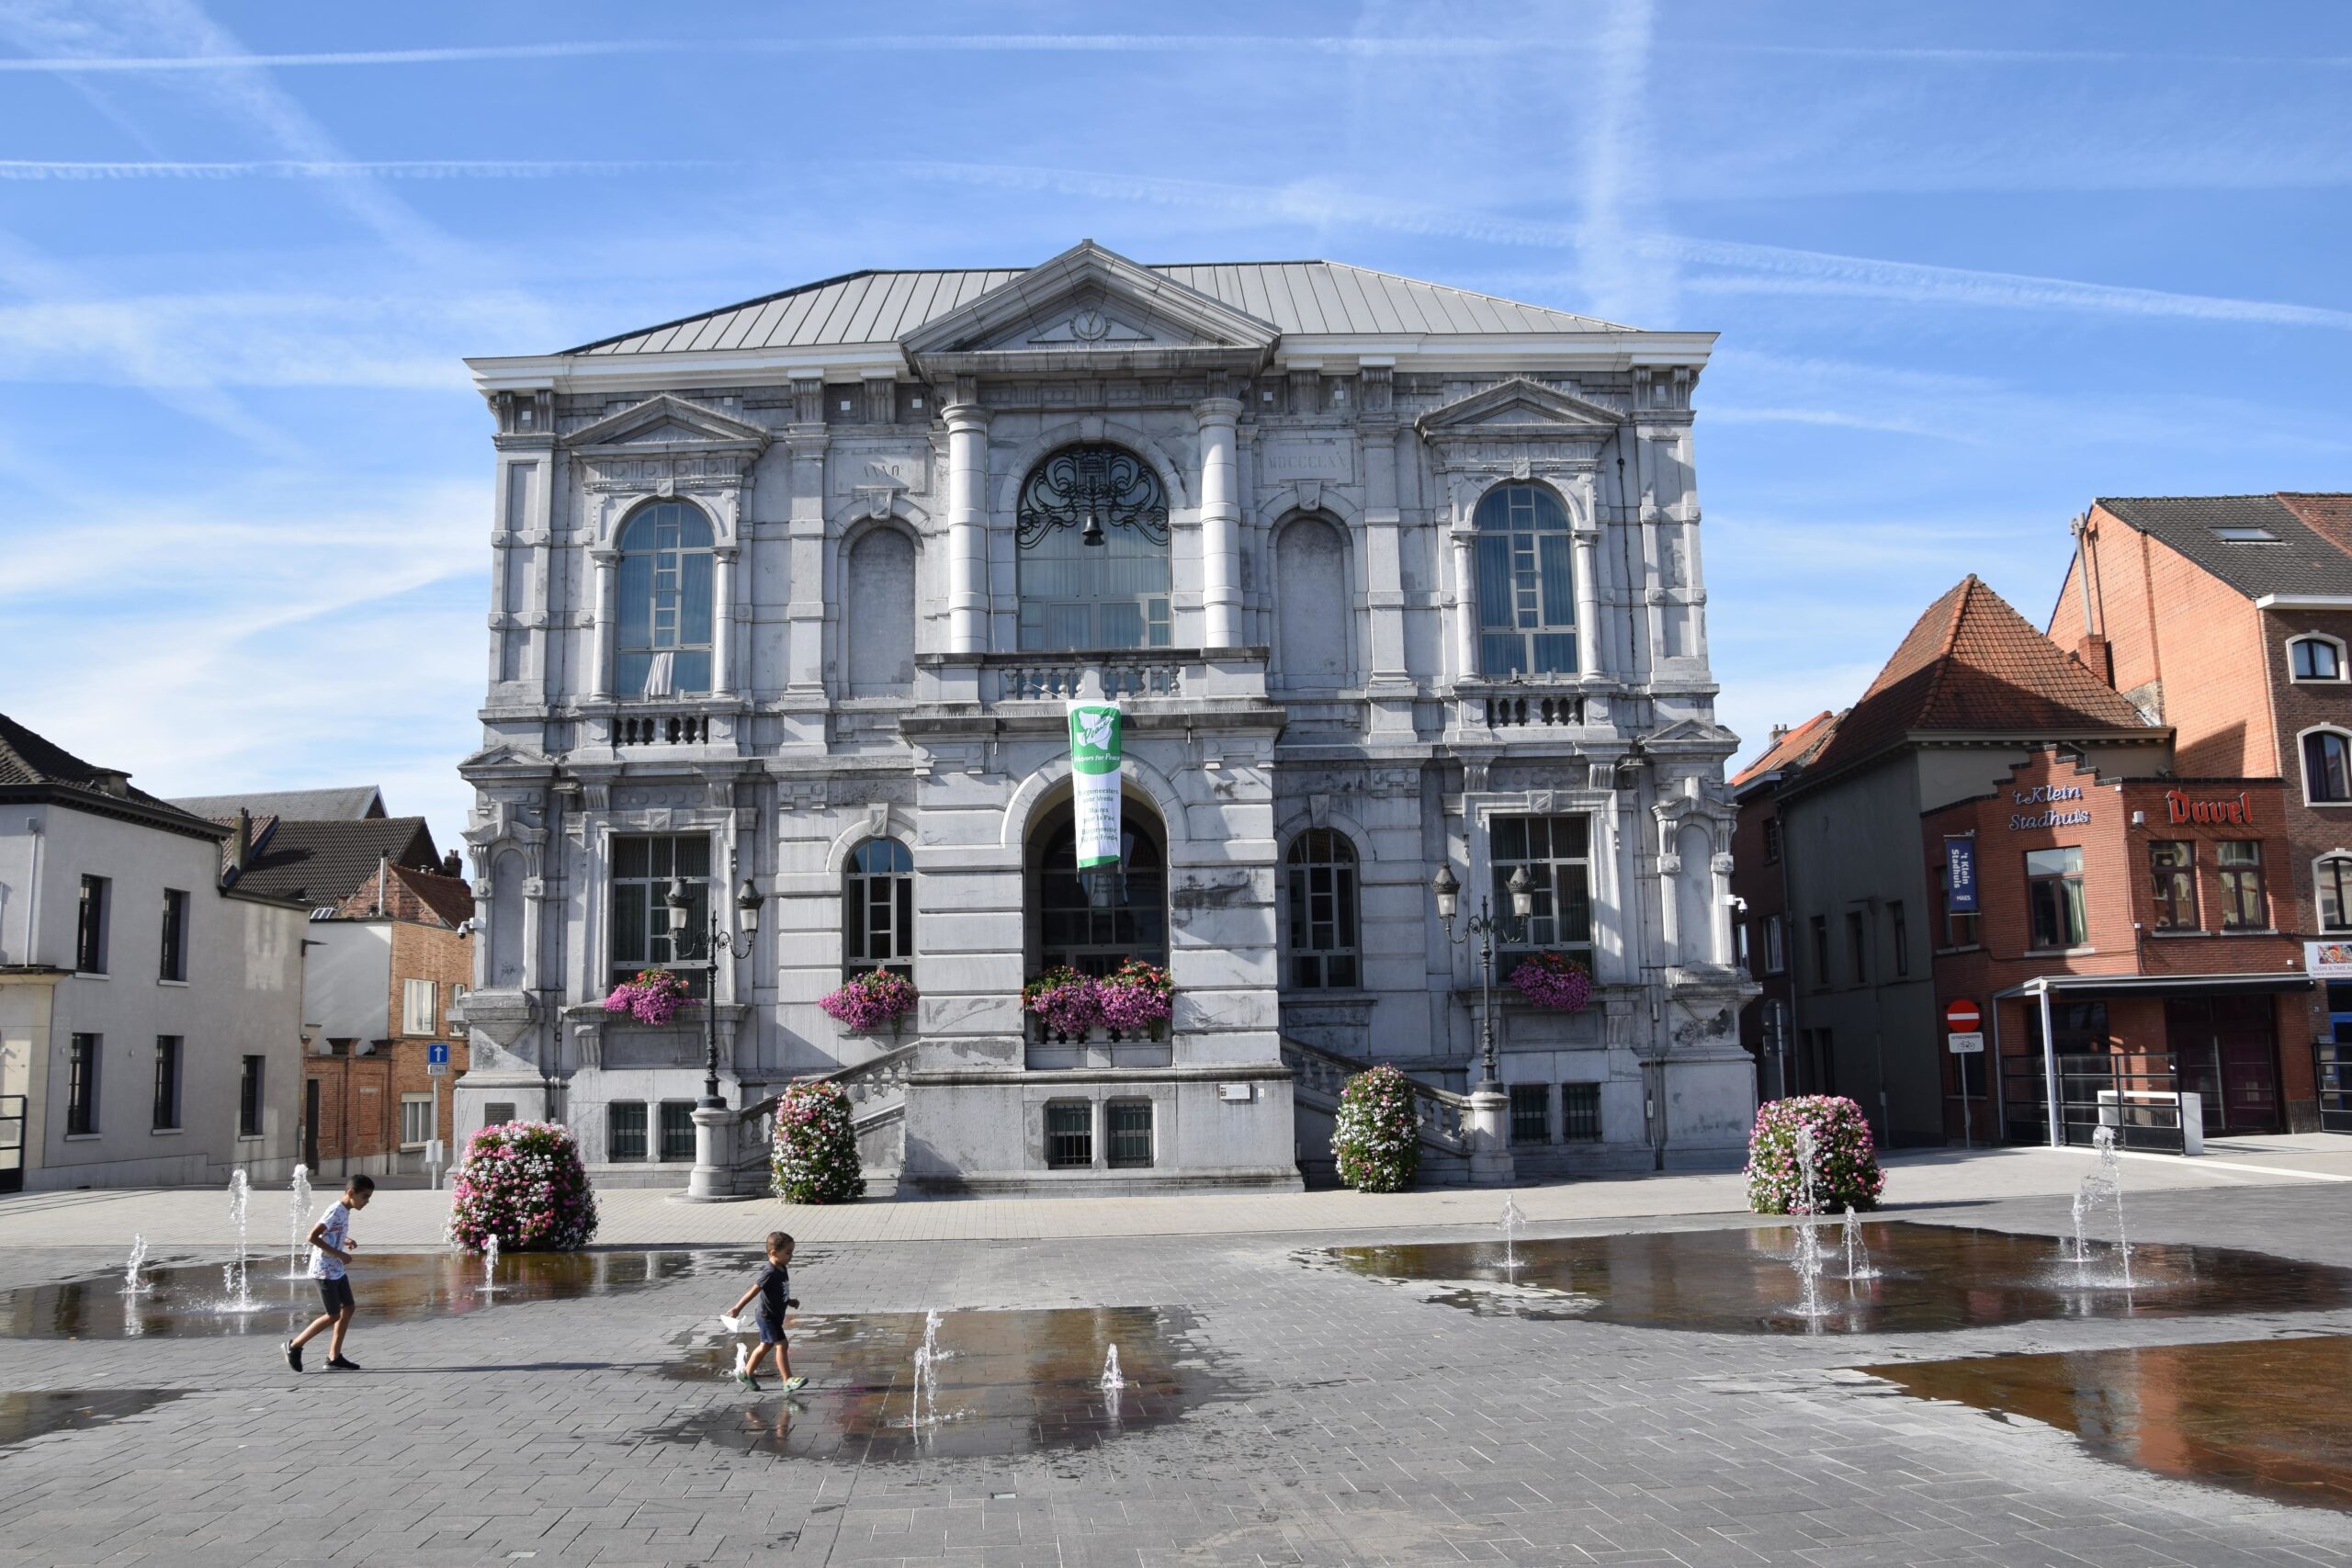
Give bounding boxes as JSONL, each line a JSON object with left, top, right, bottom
{"left": 426, "top": 1042, "right": 451, "bottom": 1066}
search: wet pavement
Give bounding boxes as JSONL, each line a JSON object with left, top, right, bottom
{"left": 0, "top": 1389, "right": 185, "bottom": 1451}
{"left": 1313, "top": 1220, "right": 2352, "bottom": 1334}
{"left": 640, "top": 1305, "right": 1231, "bottom": 1461}
{"left": 0, "top": 1247, "right": 749, "bottom": 1339}
{"left": 1863, "top": 1335, "right": 2352, "bottom": 1511}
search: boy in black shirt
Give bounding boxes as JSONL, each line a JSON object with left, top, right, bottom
{"left": 725, "top": 1231, "right": 803, "bottom": 1393}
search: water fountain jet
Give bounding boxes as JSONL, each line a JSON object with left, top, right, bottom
{"left": 220, "top": 1169, "right": 256, "bottom": 1312}
{"left": 1100, "top": 1344, "right": 1125, "bottom": 1391}
{"left": 1841, "top": 1205, "right": 1878, "bottom": 1282}
{"left": 2069, "top": 1124, "right": 2133, "bottom": 1289}
{"left": 1787, "top": 1128, "right": 1828, "bottom": 1321}
{"left": 286, "top": 1166, "right": 313, "bottom": 1278}
{"left": 121, "top": 1235, "right": 149, "bottom": 1296}
{"left": 1498, "top": 1193, "right": 1527, "bottom": 1272}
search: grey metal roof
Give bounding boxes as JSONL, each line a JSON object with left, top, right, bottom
{"left": 169, "top": 784, "right": 386, "bottom": 821}
{"left": 2097, "top": 495, "right": 2352, "bottom": 600}
{"left": 569, "top": 263, "right": 1626, "bottom": 355}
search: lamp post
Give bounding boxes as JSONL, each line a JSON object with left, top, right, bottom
{"left": 665, "top": 874, "right": 763, "bottom": 1201}
{"left": 1432, "top": 862, "right": 1532, "bottom": 1187}
{"left": 1430, "top": 862, "right": 1533, "bottom": 1091}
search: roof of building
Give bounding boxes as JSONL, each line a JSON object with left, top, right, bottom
{"left": 329, "top": 859, "right": 473, "bottom": 929}
{"left": 1731, "top": 710, "right": 1841, "bottom": 791}
{"left": 226, "top": 817, "right": 440, "bottom": 907}
{"left": 168, "top": 784, "right": 385, "bottom": 821}
{"left": 567, "top": 261, "right": 1629, "bottom": 356}
{"left": 0, "top": 712, "right": 224, "bottom": 840}
{"left": 1801, "top": 576, "right": 2154, "bottom": 787}
{"left": 2095, "top": 494, "right": 2352, "bottom": 600}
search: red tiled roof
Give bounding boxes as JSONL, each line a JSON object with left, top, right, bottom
{"left": 2276, "top": 492, "right": 2352, "bottom": 562}
{"left": 1802, "top": 576, "right": 2152, "bottom": 784}
{"left": 1731, "top": 710, "right": 1839, "bottom": 789}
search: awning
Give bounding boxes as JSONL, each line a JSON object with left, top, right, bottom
{"left": 1992, "top": 972, "right": 2312, "bottom": 1001}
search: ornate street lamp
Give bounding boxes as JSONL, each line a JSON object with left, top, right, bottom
{"left": 1432, "top": 862, "right": 1533, "bottom": 1092}
{"left": 662, "top": 869, "right": 762, "bottom": 1203}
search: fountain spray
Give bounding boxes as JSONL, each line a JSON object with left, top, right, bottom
{"left": 1788, "top": 1128, "right": 1827, "bottom": 1320}
{"left": 1100, "top": 1344, "right": 1125, "bottom": 1391}
{"left": 910, "top": 1308, "right": 944, "bottom": 1427}
{"left": 222, "top": 1169, "right": 255, "bottom": 1311}
{"left": 121, "top": 1234, "right": 149, "bottom": 1295}
{"left": 2070, "top": 1124, "right": 2133, "bottom": 1289}
{"left": 1498, "top": 1192, "right": 1527, "bottom": 1272}
{"left": 288, "top": 1165, "right": 313, "bottom": 1276}
{"left": 1841, "top": 1205, "right": 1877, "bottom": 1282}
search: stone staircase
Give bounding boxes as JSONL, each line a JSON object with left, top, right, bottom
{"left": 1280, "top": 1034, "right": 1476, "bottom": 1186}
{"left": 730, "top": 1043, "right": 917, "bottom": 1196}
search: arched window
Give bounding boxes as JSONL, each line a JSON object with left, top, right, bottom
{"left": 2304, "top": 728, "right": 2352, "bottom": 803}
{"left": 1284, "top": 829, "right": 1360, "bottom": 989}
{"left": 2318, "top": 855, "right": 2352, "bottom": 931}
{"left": 1473, "top": 483, "right": 1576, "bottom": 677}
{"left": 1029, "top": 800, "right": 1166, "bottom": 974}
{"left": 616, "top": 501, "right": 714, "bottom": 697}
{"left": 1015, "top": 445, "right": 1170, "bottom": 651}
{"left": 2291, "top": 635, "right": 2346, "bottom": 682}
{"left": 843, "top": 838, "right": 914, "bottom": 977}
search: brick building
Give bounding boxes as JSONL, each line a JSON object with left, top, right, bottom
{"left": 175, "top": 799, "right": 474, "bottom": 1176}
{"left": 1926, "top": 750, "right": 2305, "bottom": 1142}
{"left": 1729, "top": 711, "right": 1838, "bottom": 1100}
{"left": 2051, "top": 493, "right": 2352, "bottom": 1130}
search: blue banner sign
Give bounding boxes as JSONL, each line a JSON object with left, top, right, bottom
{"left": 1944, "top": 837, "right": 1979, "bottom": 913}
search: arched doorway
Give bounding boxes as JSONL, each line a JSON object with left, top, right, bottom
{"left": 1026, "top": 795, "right": 1168, "bottom": 976}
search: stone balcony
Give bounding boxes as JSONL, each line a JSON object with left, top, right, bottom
{"left": 907, "top": 648, "right": 1278, "bottom": 734}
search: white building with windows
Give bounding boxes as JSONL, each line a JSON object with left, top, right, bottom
{"left": 455, "top": 242, "right": 1756, "bottom": 1192}
{"left": 0, "top": 716, "right": 307, "bottom": 1190}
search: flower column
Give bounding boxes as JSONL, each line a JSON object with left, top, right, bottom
{"left": 1197, "top": 395, "right": 1243, "bottom": 649}
{"left": 944, "top": 386, "right": 991, "bottom": 655}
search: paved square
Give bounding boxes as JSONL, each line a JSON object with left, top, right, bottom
{"left": 2, "top": 1179, "right": 2348, "bottom": 1566}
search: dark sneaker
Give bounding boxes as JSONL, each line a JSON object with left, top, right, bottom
{"left": 325, "top": 1355, "right": 362, "bottom": 1371}
{"left": 282, "top": 1340, "right": 302, "bottom": 1373}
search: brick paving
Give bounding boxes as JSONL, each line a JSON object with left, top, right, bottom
{"left": 0, "top": 1183, "right": 2348, "bottom": 1565}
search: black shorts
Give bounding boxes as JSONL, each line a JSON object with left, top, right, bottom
{"left": 316, "top": 1276, "right": 356, "bottom": 1314}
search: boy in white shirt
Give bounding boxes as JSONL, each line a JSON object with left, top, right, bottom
{"left": 284, "top": 1174, "right": 373, "bottom": 1372}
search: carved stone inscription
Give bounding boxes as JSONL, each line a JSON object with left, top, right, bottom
{"left": 1258, "top": 437, "right": 1354, "bottom": 483}
{"left": 829, "top": 449, "right": 930, "bottom": 497}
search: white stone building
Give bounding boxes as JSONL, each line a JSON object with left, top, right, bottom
{"left": 455, "top": 242, "right": 1754, "bottom": 1193}
{"left": 0, "top": 716, "right": 307, "bottom": 1190}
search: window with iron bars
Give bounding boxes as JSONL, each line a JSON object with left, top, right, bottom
{"left": 1561, "top": 1082, "right": 1603, "bottom": 1143}
{"left": 1045, "top": 1101, "right": 1093, "bottom": 1168}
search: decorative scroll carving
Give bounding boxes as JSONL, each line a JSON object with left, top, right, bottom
{"left": 1014, "top": 444, "right": 1169, "bottom": 548}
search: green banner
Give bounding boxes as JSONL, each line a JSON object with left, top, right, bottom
{"left": 1067, "top": 699, "right": 1123, "bottom": 870}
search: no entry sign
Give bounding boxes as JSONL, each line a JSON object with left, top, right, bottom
{"left": 1944, "top": 999, "right": 1982, "bottom": 1033}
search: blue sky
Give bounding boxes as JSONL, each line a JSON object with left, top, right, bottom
{"left": 3, "top": 2, "right": 2348, "bottom": 848}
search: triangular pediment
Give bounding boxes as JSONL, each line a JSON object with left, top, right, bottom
{"left": 1647, "top": 717, "right": 1738, "bottom": 748}
{"left": 567, "top": 393, "right": 768, "bottom": 451}
{"left": 904, "top": 240, "right": 1278, "bottom": 359}
{"left": 1417, "top": 377, "right": 1626, "bottom": 436}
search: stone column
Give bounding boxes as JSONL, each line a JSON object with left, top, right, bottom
{"left": 1450, "top": 528, "right": 1479, "bottom": 682}
{"left": 588, "top": 549, "right": 618, "bottom": 699}
{"left": 945, "top": 396, "right": 991, "bottom": 655}
{"left": 711, "top": 546, "right": 738, "bottom": 696}
{"left": 1709, "top": 850, "right": 1736, "bottom": 966}
{"left": 1466, "top": 1088, "right": 1516, "bottom": 1184}
{"left": 1196, "top": 397, "right": 1244, "bottom": 649}
{"left": 1573, "top": 525, "right": 1603, "bottom": 679}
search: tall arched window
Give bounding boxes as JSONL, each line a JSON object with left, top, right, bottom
{"left": 1029, "top": 800, "right": 1166, "bottom": 974}
{"left": 843, "top": 838, "right": 914, "bottom": 977}
{"left": 1016, "top": 445, "right": 1170, "bottom": 650}
{"left": 616, "top": 501, "right": 714, "bottom": 697}
{"left": 1284, "top": 829, "right": 1360, "bottom": 989}
{"left": 2304, "top": 728, "right": 2352, "bottom": 804}
{"left": 1473, "top": 483, "right": 1576, "bottom": 676}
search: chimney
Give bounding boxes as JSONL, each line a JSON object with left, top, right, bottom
{"left": 2075, "top": 633, "right": 2114, "bottom": 688}
{"left": 1769, "top": 723, "right": 1789, "bottom": 745}
{"left": 441, "top": 850, "right": 461, "bottom": 877}
{"left": 232, "top": 808, "right": 252, "bottom": 873}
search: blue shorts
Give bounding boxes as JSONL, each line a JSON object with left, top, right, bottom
{"left": 755, "top": 1310, "right": 786, "bottom": 1344}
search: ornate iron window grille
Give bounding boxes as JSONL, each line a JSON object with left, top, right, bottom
{"left": 1016, "top": 445, "right": 1170, "bottom": 549}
